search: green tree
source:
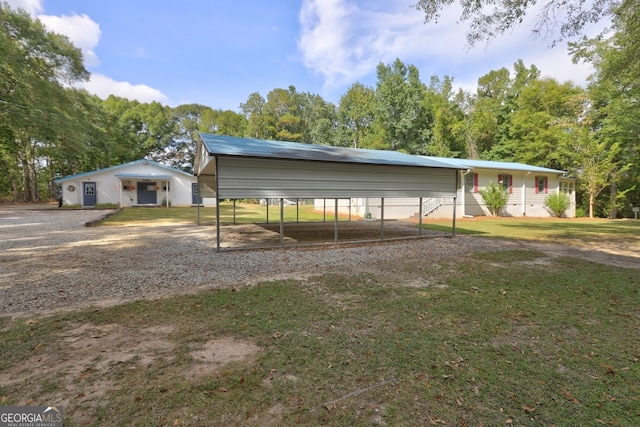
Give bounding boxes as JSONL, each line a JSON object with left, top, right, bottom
{"left": 570, "top": 0, "right": 639, "bottom": 217}
{"left": 336, "top": 82, "right": 376, "bottom": 148}
{"left": 414, "top": 0, "right": 614, "bottom": 47}
{"left": 505, "top": 78, "right": 585, "bottom": 170}
{"left": 299, "top": 92, "right": 337, "bottom": 145}
{"left": 265, "top": 86, "right": 304, "bottom": 142}
{"left": 422, "top": 75, "right": 466, "bottom": 157}
{"left": 0, "top": 3, "right": 89, "bottom": 201}
{"left": 479, "top": 181, "right": 510, "bottom": 216}
{"left": 477, "top": 61, "right": 540, "bottom": 161}
{"left": 240, "top": 92, "right": 269, "bottom": 139}
{"left": 375, "top": 58, "right": 427, "bottom": 152}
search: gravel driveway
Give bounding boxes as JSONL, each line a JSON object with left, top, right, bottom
{"left": 1, "top": 205, "right": 637, "bottom": 318}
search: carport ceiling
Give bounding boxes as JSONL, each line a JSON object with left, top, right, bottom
{"left": 195, "top": 134, "right": 463, "bottom": 199}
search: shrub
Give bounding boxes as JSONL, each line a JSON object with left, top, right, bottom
{"left": 544, "top": 192, "right": 570, "bottom": 217}
{"left": 479, "top": 181, "right": 509, "bottom": 216}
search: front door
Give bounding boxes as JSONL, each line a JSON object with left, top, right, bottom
{"left": 83, "top": 182, "right": 96, "bottom": 206}
{"left": 192, "top": 183, "right": 202, "bottom": 205}
{"left": 137, "top": 182, "right": 157, "bottom": 205}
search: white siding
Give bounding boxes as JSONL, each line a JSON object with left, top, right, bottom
{"left": 59, "top": 162, "right": 210, "bottom": 207}
{"left": 216, "top": 157, "right": 458, "bottom": 199}
{"left": 319, "top": 169, "right": 576, "bottom": 219}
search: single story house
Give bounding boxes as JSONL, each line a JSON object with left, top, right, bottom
{"left": 55, "top": 159, "right": 215, "bottom": 207}
{"left": 317, "top": 157, "right": 576, "bottom": 219}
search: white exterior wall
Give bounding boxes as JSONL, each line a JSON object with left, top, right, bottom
{"left": 216, "top": 157, "right": 458, "bottom": 199}
{"left": 58, "top": 162, "right": 214, "bottom": 207}
{"left": 319, "top": 169, "right": 576, "bottom": 219}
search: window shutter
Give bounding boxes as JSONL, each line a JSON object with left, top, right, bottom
{"left": 535, "top": 176, "right": 539, "bottom": 194}
{"left": 544, "top": 176, "right": 548, "bottom": 193}
{"left": 508, "top": 175, "right": 513, "bottom": 193}
{"left": 473, "top": 173, "right": 478, "bottom": 193}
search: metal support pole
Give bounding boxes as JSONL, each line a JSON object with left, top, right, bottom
{"left": 334, "top": 198, "right": 339, "bottom": 243}
{"left": 323, "top": 199, "right": 326, "bottom": 222}
{"left": 380, "top": 197, "right": 385, "bottom": 241}
{"left": 266, "top": 199, "right": 269, "bottom": 224}
{"left": 279, "top": 198, "right": 284, "bottom": 246}
{"left": 418, "top": 197, "right": 423, "bottom": 236}
{"left": 452, "top": 196, "right": 457, "bottom": 236}
{"left": 233, "top": 199, "right": 236, "bottom": 224}
{"left": 215, "top": 195, "right": 220, "bottom": 251}
{"left": 296, "top": 198, "right": 299, "bottom": 222}
{"left": 452, "top": 170, "right": 459, "bottom": 236}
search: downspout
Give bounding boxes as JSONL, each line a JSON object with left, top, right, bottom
{"left": 523, "top": 171, "right": 531, "bottom": 216}
{"left": 461, "top": 169, "right": 471, "bottom": 218}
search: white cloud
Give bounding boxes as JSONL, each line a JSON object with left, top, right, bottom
{"left": 4, "top": 0, "right": 43, "bottom": 15}
{"left": 298, "top": 0, "right": 596, "bottom": 95}
{"left": 38, "top": 13, "right": 101, "bottom": 66}
{"left": 77, "top": 74, "right": 169, "bottom": 104}
{"left": 298, "top": 0, "right": 465, "bottom": 89}
{"left": 5, "top": 0, "right": 169, "bottom": 104}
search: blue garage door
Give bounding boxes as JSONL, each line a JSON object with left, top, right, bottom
{"left": 137, "top": 182, "right": 157, "bottom": 205}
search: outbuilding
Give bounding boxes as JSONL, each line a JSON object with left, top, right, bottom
{"left": 55, "top": 159, "right": 214, "bottom": 208}
{"left": 194, "top": 133, "right": 463, "bottom": 249}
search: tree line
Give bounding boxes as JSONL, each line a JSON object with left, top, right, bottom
{"left": 1, "top": 1, "right": 638, "bottom": 217}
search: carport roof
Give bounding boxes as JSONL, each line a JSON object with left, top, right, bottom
{"left": 198, "top": 134, "right": 462, "bottom": 170}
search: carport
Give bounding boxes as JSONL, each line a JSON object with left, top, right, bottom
{"left": 194, "top": 134, "right": 463, "bottom": 250}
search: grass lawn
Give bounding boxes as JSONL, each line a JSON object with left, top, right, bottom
{"left": 1, "top": 214, "right": 638, "bottom": 425}
{"left": 100, "top": 202, "right": 345, "bottom": 226}
{"left": 425, "top": 216, "right": 640, "bottom": 245}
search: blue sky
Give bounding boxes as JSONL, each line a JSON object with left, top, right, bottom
{"left": 8, "top": 0, "right": 603, "bottom": 111}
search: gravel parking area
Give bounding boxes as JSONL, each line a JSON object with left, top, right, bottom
{"left": 1, "top": 205, "right": 637, "bottom": 318}
{"left": 0, "top": 205, "right": 511, "bottom": 318}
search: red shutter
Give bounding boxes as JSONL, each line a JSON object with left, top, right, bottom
{"left": 544, "top": 176, "right": 548, "bottom": 193}
{"left": 473, "top": 173, "right": 478, "bottom": 193}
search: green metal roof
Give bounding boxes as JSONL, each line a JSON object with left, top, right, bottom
{"left": 422, "top": 156, "right": 566, "bottom": 174}
{"left": 198, "top": 134, "right": 463, "bottom": 170}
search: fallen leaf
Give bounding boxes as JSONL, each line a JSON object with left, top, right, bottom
{"left": 522, "top": 405, "right": 536, "bottom": 413}
{"left": 562, "top": 389, "right": 580, "bottom": 405}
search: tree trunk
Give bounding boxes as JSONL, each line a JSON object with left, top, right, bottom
{"left": 589, "top": 191, "right": 595, "bottom": 219}
{"left": 609, "top": 170, "right": 617, "bottom": 218}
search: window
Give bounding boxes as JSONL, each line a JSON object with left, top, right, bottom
{"left": 498, "top": 174, "right": 512, "bottom": 193}
{"left": 464, "top": 172, "right": 478, "bottom": 193}
{"left": 560, "top": 181, "right": 573, "bottom": 194}
{"left": 535, "top": 176, "right": 548, "bottom": 194}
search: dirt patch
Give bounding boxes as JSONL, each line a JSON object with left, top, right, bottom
{"left": 187, "top": 338, "right": 260, "bottom": 379}
{"left": 0, "top": 321, "right": 260, "bottom": 417}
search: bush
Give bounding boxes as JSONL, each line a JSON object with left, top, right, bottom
{"left": 544, "top": 192, "right": 570, "bottom": 217}
{"left": 479, "top": 181, "right": 509, "bottom": 216}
